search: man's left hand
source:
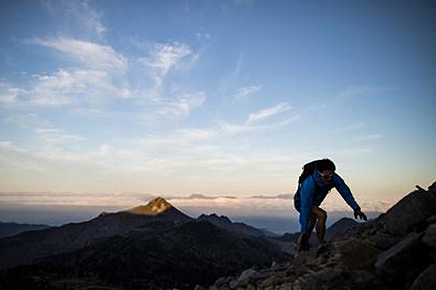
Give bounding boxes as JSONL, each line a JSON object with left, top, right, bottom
{"left": 354, "top": 208, "right": 367, "bottom": 221}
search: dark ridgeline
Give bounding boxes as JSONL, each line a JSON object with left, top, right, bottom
{"left": 0, "top": 221, "right": 51, "bottom": 239}
{"left": 0, "top": 197, "right": 291, "bottom": 290}
{"left": 197, "top": 213, "right": 267, "bottom": 237}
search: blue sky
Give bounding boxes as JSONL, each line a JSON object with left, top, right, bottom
{"left": 0, "top": 0, "right": 435, "bottom": 222}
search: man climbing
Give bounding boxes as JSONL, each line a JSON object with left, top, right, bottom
{"left": 294, "top": 158, "right": 367, "bottom": 256}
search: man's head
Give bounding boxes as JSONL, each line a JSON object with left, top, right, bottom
{"left": 317, "top": 159, "right": 336, "bottom": 183}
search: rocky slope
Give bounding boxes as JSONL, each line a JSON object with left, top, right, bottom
{"left": 206, "top": 181, "right": 436, "bottom": 290}
{"left": 0, "top": 220, "right": 290, "bottom": 290}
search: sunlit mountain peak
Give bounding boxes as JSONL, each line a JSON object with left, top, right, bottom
{"left": 128, "top": 197, "right": 173, "bottom": 215}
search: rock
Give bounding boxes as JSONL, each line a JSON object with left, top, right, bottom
{"left": 278, "top": 282, "right": 293, "bottom": 290}
{"left": 260, "top": 275, "right": 279, "bottom": 288}
{"left": 194, "top": 285, "right": 208, "bottom": 290}
{"left": 423, "top": 224, "right": 436, "bottom": 249}
{"left": 255, "top": 268, "right": 276, "bottom": 280}
{"left": 313, "top": 268, "right": 343, "bottom": 282}
{"left": 375, "top": 232, "right": 425, "bottom": 286}
{"left": 384, "top": 189, "right": 436, "bottom": 236}
{"left": 214, "top": 277, "right": 232, "bottom": 287}
{"left": 228, "top": 279, "right": 238, "bottom": 289}
{"left": 271, "top": 260, "right": 277, "bottom": 268}
{"left": 428, "top": 181, "right": 436, "bottom": 193}
{"left": 409, "top": 264, "right": 436, "bottom": 290}
{"left": 216, "top": 284, "right": 231, "bottom": 290}
{"left": 331, "top": 238, "right": 381, "bottom": 270}
{"left": 375, "top": 232, "right": 421, "bottom": 268}
{"left": 235, "top": 268, "right": 258, "bottom": 286}
{"left": 293, "top": 269, "right": 379, "bottom": 290}
{"left": 367, "top": 231, "right": 401, "bottom": 250}
{"left": 427, "top": 215, "right": 436, "bottom": 225}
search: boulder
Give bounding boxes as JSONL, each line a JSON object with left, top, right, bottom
{"left": 367, "top": 231, "right": 401, "bottom": 250}
{"left": 260, "top": 275, "right": 280, "bottom": 288}
{"left": 423, "top": 224, "right": 436, "bottom": 249}
{"left": 375, "top": 232, "right": 426, "bottom": 286}
{"left": 409, "top": 264, "right": 436, "bottom": 290}
{"left": 278, "top": 282, "right": 293, "bottom": 290}
{"left": 428, "top": 181, "right": 436, "bottom": 193}
{"left": 234, "top": 268, "right": 258, "bottom": 287}
{"left": 331, "top": 238, "right": 381, "bottom": 270}
{"left": 214, "top": 276, "right": 232, "bottom": 287}
{"left": 427, "top": 215, "right": 436, "bottom": 224}
{"left": 384, "top": 189, "right": 436, "bottom": 236}
{"left": 293, "top": 269, "right": 380, "bottom": 290}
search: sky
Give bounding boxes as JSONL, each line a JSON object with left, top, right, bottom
{"left": 0, "top": 0, "right": 435, "bottom": 228}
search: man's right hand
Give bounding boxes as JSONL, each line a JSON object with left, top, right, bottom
{"left": 296, "top": 232, "right": 310, "bottom": 255}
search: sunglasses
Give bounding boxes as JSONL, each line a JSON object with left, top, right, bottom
{"left": 318, "top": 171, "right": 334, "bottom": 180}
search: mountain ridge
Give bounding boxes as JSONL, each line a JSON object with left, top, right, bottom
{"left": 0, "top": 221, "right": 51, "bottom": 239}
{"left": 0, "top": 197, "right": 192, "bottom": 270}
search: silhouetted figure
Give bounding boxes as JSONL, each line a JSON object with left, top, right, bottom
{"left": 294, "top": 159, "right": 367, "bottom": 256}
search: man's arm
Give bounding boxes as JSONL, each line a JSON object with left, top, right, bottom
{"left": 333, "top": 174, "right": 359, "bottom": 210}
{"left": 333, "top": 174, "right": 367, "bottom": 220}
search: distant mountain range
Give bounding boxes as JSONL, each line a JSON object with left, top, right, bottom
{"left": 0, "top": 221, "right": 50, "bottom": 239}
{"left": 0, "top": 197, "right": 363, "bottom": 290}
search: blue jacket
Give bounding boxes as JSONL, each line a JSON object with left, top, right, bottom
{"left": 294, "top": 171, "right": 360, "bottom": 233}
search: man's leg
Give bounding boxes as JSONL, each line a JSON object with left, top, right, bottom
{"left": 306, "top": 214, "right": 317, "bottom": 240}
{"left": 311, "top": 207, "right": 327, "bottom": 244}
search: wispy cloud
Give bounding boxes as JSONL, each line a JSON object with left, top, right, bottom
{"left": 172, "top": 194, "right": 237, "bottom": 200}
{"left": 0, "top": 141, "right": 29, "bottom": 154}
{"left": 235, "top": 85, "right": 262, "bottom": 101}
{"left": 1, "top": 38, "right": 131, "bottom": 107}
{"left": 29, "top": 68, "right": 129, "bottom": 106}
{"left": 36, "top": 128, "right": 83, "bottom": 145}
{"left": 4, "top": 113, "right": 47, "bottom": 128}
{"left": 0, "top": 191, "right": 150, "bottom": 207}
{"left": 250, "top": 194, "right": 293, "bottom": 199}
{"left": 0, "top": 84, "right": 26, "bottom": 105}
{"left": 138, "top": 42, "right": 196, "bottom": 87}
{"left": 155, "top": 92, "right": 207, "bottom": 119}
{"left": 42, "top": 0, "right": 106, "bottom": 37}
{"left": 353, "top": 134, "right": 383, "bottom": 142}
{"left": 33, "top": 38, "right": 127, "bottom": 72}
{"left": 1, "top": 38, "right": 199, "bottom": 109}
{"left": 333, "top": 122, "right": 366, "bottom": 133}
{"left": 247, "top": 102, "right": 292, "bottom": 123}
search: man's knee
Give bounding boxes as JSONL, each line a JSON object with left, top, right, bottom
{"left": 316, "top": 208, "right": 327, "bottom": 222}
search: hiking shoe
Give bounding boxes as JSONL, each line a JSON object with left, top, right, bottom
{"left": 316, "top": 242, "right": 328, "bottom": 257}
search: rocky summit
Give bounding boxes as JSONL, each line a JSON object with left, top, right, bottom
{"left": 207, "top": 181, "right": 436, "bottom": 290}
{"left": 128, "top": 197, "right": 174, "bottom": 215}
